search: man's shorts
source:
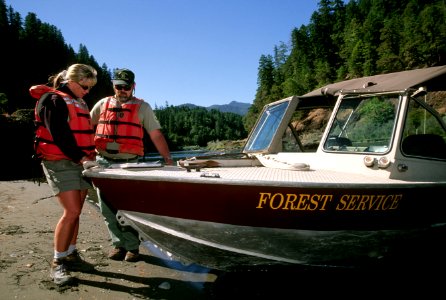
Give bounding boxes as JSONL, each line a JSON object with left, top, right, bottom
{"left": 41, "top": 159, "right": 92, "bottom": 195}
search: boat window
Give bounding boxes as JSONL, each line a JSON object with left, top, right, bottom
{"left": 244, "top": 101, "right": 289, "bottom": 152}
{"left": 401, "top": 96, "right": 446, "bottom": 160}
{"left": 323, "top": 95, "right": 398, "bottom": 153}
{"left": 282, "top": 124, "right": 304, "bottom": 152}
{"left": 281, "top": 109, "right": 330, "bottom": 152}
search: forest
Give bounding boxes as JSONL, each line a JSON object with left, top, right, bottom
{"left": 244, "top": 0, "right": 446, "bottom": 130}
{"left": 0, "top": 0, "right": 445, "bottom": 151}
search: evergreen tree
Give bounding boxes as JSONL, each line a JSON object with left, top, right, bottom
{"left": 248, "top": 0, "right": 445, "bottom": 133}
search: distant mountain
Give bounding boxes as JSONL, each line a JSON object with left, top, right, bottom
{"left": 208, "top": 101, "right": 251, "bottom": 115}
{"left": 179, "top": 101, "right": 251, "bottom": 116}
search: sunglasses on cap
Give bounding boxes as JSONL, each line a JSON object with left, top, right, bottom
{"left": 115, "top": 84, "right": 132, "bottom": 91}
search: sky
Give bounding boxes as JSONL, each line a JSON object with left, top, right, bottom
{"left": 8, "top": 0, "right": 320, "bottom": 107}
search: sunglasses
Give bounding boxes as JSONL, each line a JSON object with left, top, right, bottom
{"left": 73, "top": 81, "right": 92, "bottom": 91}
{"left": 115, "top": 84, "right": 132, "bottom": 91}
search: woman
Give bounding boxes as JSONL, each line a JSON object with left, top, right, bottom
{"left": 29, "top": 63, "right": 97, "bottom": 285}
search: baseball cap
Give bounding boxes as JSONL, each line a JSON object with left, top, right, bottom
{"left": 112, "top": 68, "right": 135, "bottom": 85}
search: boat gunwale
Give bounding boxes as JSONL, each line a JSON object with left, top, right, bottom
{"left": 84, "top": 166, "right": 446, "bottom": 188}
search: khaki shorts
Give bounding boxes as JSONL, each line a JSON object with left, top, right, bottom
{"left": 41, "top": 159, "right": 92, "bottom": 195}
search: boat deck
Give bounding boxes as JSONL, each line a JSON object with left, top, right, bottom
{"left": 84, "top": 164, "right": 439, "bottom": 187}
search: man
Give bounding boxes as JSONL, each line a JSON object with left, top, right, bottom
{"left": 90, "top": 68, "right": 173, "bottom": 262}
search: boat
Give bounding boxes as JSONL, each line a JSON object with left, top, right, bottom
{"left": 83, "top": 66, "right": 446, "bottom": 271}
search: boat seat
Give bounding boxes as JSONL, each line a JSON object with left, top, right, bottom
{"left": 325, "top": 136, "right": 352, "bottom": 150}
{"left": 402, "top": 134, "right": 446, "bottom": 159}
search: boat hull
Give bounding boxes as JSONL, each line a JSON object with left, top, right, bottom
{"left": 87, "top": 168, "right": 446, "bottom": 270}
{"left": 92, "top": 175, "right": 446, "bottom": 230}
{"left": 116, "top": 209, "right": 446, "bottom": 270}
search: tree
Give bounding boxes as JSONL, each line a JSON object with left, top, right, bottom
{"left": 376, "top": 17, "right": 404, "bottom": 72}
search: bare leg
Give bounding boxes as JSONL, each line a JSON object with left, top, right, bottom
{"left": 68, "top": 189, "right": 88, "bottom": 246}
{"left": 54, "top": 189, "right": 86, "bottom": 253}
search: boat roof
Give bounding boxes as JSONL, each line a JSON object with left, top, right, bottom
{"left": 297, "top": 65, "right": 446, "bottom": 108}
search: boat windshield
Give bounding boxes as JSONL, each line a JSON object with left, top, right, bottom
{"left": 323, "top": 95, "right": 399, "bottom": 153}
{"left": 244, "top": 101, "right": 289, "bottom": 152}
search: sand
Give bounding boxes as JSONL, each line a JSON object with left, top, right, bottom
{"left": 0, "top": 180, "right": 218, "bottom": 300}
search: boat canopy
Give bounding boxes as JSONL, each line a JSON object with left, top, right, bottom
{"left": 297, "top": 65, "right": 446, "bottom": 108}
{"left": 244, "top": 66, "right": 446, "bottom": 154}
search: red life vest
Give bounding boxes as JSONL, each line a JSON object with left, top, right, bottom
{"left": 30, "top": 85, "right": 95, "bottom": 161}
{"left": 94, "top": 96, "right": 144, "bottom": 156}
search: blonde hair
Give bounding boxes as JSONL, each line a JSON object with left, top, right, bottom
{"left": 49, "top": 64, "right": 97, "bottom": 88}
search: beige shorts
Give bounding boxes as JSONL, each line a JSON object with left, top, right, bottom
{"left": 41, "top": 159, "right": 92, "bottom": 195}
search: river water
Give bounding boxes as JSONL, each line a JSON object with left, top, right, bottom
{"left": 142, "top": 149, "right": 211, "bottom": 162}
